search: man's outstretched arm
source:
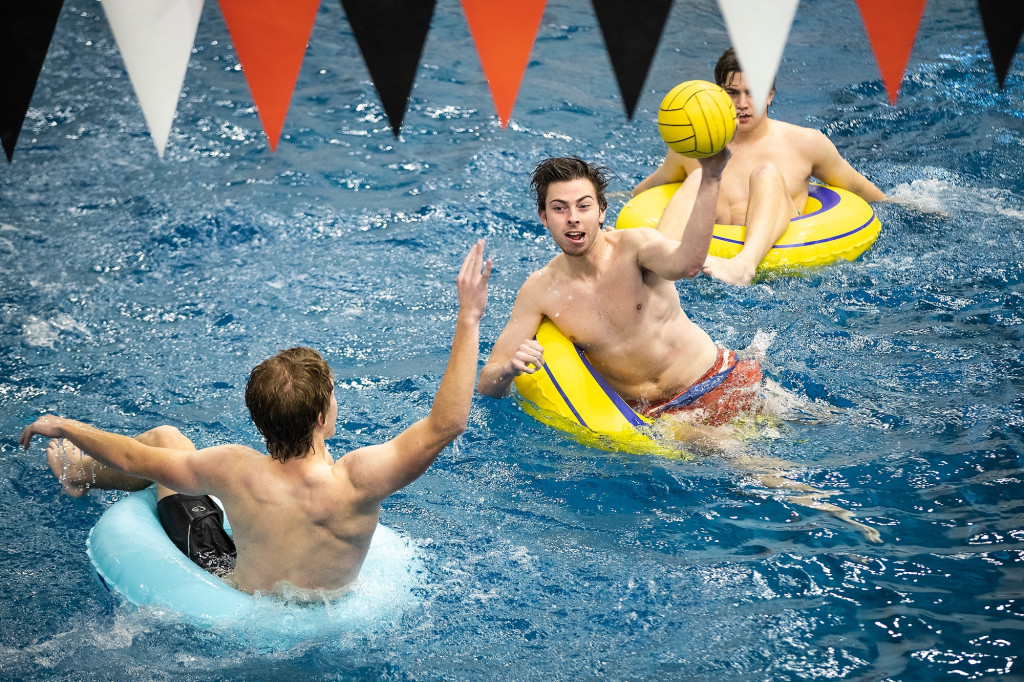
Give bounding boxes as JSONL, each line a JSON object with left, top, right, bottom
{"left": 341, "top": 240, "right": 492, "bottom": 501}
{"left": 809, "top": 130, "right": 887, "bottom": 202}
{"left": 632, "top": 149, "right": 694, "bottom": 196}
{"left": 19, "top": 417, "right": 224, "bottom": 496}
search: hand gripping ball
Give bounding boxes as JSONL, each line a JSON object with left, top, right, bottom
{"left": 657, "top": 80, "right": 737, "bottom": 158}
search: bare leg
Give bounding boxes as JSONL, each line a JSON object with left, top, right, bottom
{"left": 729, "top": 453, "right": 882, "bottom": 543}
{"left": 658, "top": 416, "right": 747, "bottom": 456}
{"left": 702, "top": 164, "right": 796, "bottom": 286}
{"left": 46, "top": 425, "right": 195, "bottom": 501}
{"left": 656, "top": 412, "right": 882, "bottom": 543}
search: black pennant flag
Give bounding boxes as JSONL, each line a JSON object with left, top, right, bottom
{"left": 1, "top": 0, "right": 65, "bottom": 163}
{"left": 591, "top": 0, "right": 673, "bottom": 120}
{"left": 339, "top": 0, "right": 436, "bottom": 137}
{"left": 977, "top": 0, "right": 1024, "bottom": 88}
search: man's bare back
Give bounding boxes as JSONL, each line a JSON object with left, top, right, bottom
{"left": 23, "top": 241, "right": 494, "bottom": 596}
{"left": 191, "top": 442, "right": 383, "bottom": 594}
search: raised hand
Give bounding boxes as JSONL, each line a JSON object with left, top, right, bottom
{"left": 456, "top": 239, "right": 492, "bottom": 324}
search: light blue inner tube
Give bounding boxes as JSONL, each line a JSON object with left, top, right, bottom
{"left": 86, "top": 487, "right": 423, "bottom": 640}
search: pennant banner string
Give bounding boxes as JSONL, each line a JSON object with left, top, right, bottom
{"left": 218, "top": 0, "right": 320, "bottom": 151}
{"left": 0, "top": 0, "right": 65, "bottom": 163}
{"left": 1, "top": 1, "right": 1020, "bottom": 160}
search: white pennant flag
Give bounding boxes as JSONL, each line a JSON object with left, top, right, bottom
{"left": 716, "top": 0, "right": 799, "bottom": 115}
{"left": 102, "top": 0, "right": 204, "bottom": 157}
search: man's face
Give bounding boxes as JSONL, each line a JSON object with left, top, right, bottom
{"left": 722, "top": 71, "right": 772, "bottom": 129}
{"left": 538, "top": 178, "right": 606, "bottom": 257}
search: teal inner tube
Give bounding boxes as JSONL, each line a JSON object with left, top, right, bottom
{"left": 86, "top": 487, "right": 423, "bottom": 642}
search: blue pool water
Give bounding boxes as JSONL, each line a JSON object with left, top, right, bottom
{"left": 2, "top": 0, "right": 1022, "bottom": 679}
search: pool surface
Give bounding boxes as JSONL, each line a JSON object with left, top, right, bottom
{"left": 2, "top": 0, "right": 1022, "bottom": 679}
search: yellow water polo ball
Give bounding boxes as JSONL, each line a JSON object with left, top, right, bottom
{"left": 657, "top": 80, "right": 737, "bottom": 158}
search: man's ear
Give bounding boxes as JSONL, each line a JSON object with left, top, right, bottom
{"left": 538, "top": 209, "right": 548, "bottom": 227}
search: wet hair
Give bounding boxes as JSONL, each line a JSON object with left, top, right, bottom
{"left": 714, "top": 47, "right": 776, "bottom": 94}
{"left": 245, "top": 347, "right": 334, "bottom": 462}
{"left": 530, "top": 156, "right": 611, "bottom": 214}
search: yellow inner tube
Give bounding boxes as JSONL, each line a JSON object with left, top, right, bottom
{"left": 514, "top": 318, "right": 678, "bottom": 456}
{"left": 615, "top": 182, "right": 882, "bottom": 269}
{"left": 514, "top": 183, "right": 880, "bottom": 452}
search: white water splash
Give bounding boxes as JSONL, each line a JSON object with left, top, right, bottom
{"left": 889, "top": 178, "right": 1024, "bottom": 220}
{"left": 22, "top": 314, "right": 91, "bottom": 349}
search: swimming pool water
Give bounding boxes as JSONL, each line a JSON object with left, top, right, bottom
{"left": 2, "top": 0, "right": 1022, "bottom": 679}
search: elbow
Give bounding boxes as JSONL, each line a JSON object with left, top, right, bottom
{"left": 476, "top": 382, "right": 504, "bottom": 399}
{"left": 429, "top": 413, "right": 468, "bottom": 444}
{"left": 476, "top": 368, "right": 511, "bottom": 398}
{"left": 681, "top": 262, "right": 705, "bottom": 279}
{"left": 438, "top": 419, "right": 468, "bottom": 446}
{"left": 670, "top": 259, "right": 705, "bottom": 280}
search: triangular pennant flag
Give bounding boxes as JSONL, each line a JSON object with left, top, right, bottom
{"left": 717, "top": 0, "right": 798, "bottom": 114}
{"left": 340, "top": 0, "right": 437, "bottom": 137}
{"left": 591, "top": 0, "right": 673, "bottom": 120}
{"left": 0, "top": 0, "right": 64, "bottom": 163}
{"left": 461, "top": 0, "right": 546, "bottom": 128}
{"left": 217, "top": 0, "right": 320, "bottom": 151}
{"left": 978, "top": 0, "right": 1024, "bottom": 88}
{"left": 102, "top": 0, "right": 204, "bottom": 157}
{"left": 856, "top": 0, "right": 927, "bottom": 103}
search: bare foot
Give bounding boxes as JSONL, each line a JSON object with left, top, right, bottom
{"left": 701, "top": 254, "right": 756, "bottom": 286}
{"left": 46, "top": 439, "right": 96, "bottom": 497}
{"left": 791, "top": 491, "right": 883, "bottom": 544}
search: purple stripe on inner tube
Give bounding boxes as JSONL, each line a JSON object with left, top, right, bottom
{"left": 539, "top": 361, "right": 587, "bottom": 428}
{"left": 712, "top": 185, "right": 876, "bottom": 249}
{"left": 574, "top": 346, "right": 647, "bottom": 427}
{"left": 797, "top": 184, "right": 841, "bottom": 218}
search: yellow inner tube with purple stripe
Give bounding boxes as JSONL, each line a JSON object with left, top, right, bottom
{"left": 615, "top": 182, "right": 881, "bottom": 269}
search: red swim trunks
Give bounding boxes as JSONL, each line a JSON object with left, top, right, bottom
{"left": 639, "top": 347, "right": 762, "bottom": 426}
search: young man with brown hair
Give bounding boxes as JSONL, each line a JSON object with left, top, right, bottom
{"left": 634, "top": 48, "right": 886, "bottom": 286}
{"left": 478, "top": 156, "right": 880, "bottom": 542}
{"left": 21, "top": 241, "right": 494, "bottom": 596}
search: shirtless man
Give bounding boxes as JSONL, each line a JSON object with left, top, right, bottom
{"left": 477, "top": 151, "right": 755, "bottom": 428}
{"left": 634, "top": 48, "right": 887, "bottom": 286}
{"left": 20, "top": 241, "right": 493, "bottom": 596}
{"left": 477, "top": 156, "right": 881, "bottom": 542}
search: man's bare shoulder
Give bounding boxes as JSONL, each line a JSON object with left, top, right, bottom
{"left": 506, "top": 263, "right": 558, "bottom": 315}
{"left": 664, "top": 149, "right": 701, "bottom": 174}
{"left": 523, "top": 258, "right": 562, "bottom": 288}
{"left": 772, "top": 120, "right": 831, "bottom": 150}
{"left": 607, "top": 226, "right": 660, "bottom": 248}
{"left": 202, "top": 442, "right": 263, "bottom": 456}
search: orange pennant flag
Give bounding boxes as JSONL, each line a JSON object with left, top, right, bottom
{"left": 217, "top": 0, "right": 320, "bottom": 150}
{"left": 461, "top": 0, "right": 546, "bottom": 128}
{"left": 856, "top": 0, "right": 928, "bottom": 104}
